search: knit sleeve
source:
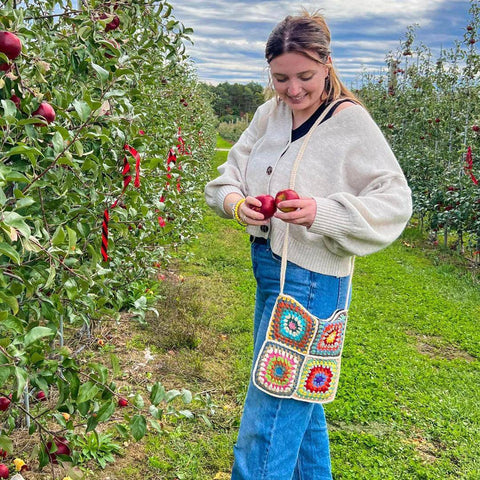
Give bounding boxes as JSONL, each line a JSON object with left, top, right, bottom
{"left": 308, "top": 109, "right": 412, "bottom": 257}
{"left": 204, "top": 99, "right": 275, "bottom": 217}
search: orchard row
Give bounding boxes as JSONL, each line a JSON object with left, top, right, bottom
{"left": 0, "top": 0, "right": 216, "bottom": 475}
{"left": 357, "top": 1, "right": 480, "bottom": 257}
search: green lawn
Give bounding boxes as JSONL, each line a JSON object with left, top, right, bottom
{"left": 114, "top": 143, "right": 479, "bottom": 480}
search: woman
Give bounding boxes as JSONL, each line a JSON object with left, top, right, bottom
{"left": 204, "top": 11, "right": 412, "bottom": 480}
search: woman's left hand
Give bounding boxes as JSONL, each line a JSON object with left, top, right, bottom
{"left": 274, "top": 197, "right": 317, "bottom": 228}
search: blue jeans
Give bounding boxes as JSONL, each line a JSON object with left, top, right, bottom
{"left": 231, "top": 241, "right": 351, "bottom": 480}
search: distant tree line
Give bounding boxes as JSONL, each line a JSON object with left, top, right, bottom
{"left": 205, "top": 81, "right": 265, "bottom": 122}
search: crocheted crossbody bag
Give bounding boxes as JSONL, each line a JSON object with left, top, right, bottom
{"left": 252, "top": 100, "right": 354, "bottom": 404}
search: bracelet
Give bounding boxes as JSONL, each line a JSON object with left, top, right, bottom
{"left": 232, "top": 198, "right": 247, "bottom": 226}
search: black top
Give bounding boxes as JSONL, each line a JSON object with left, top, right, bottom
{"left": 291, "top": 99, "right": 354, "bottom": 142}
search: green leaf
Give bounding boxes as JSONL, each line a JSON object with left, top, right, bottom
{"left": 44, "top": 264, "right": 56, "bottom": 289}
{"left": 91, "top": 63, "right": 110, "bottom": 82}
{"left": 0, "top": 292, "right": 19, "bottom": 315}
{"left": 73, "top": 99, "right": 92, "bottom": 122}
{"left": 2, "top": 211, "right": 31, "bottom": 237}
{"left": 165, "top": 389, "right": 182, "bottom": 403}
{"left": 52, "top": 131, "right": 64, "bottom": 154}
{"left": 0, "top": 242, "right": 21, "bottom": 264}
{"left": 14, "top": 366, "right": 28, "bottom": 400}
{"left": 130, "top": 414, "right": 147, "bottom": 441}
{"left": 24, "top": 326, "right": 55, "bottom": 346}
{"left": 66, "top": 226, "right": 77, "bottom": 254}
{"left": 150, "top": 382, "right": 166, "bottom": 406}
{"left": 0, "top": 435, "right": 13, "bottom": 454}
{"left": 0, "top": 366, "right": 12, "bottom": 388}
{"left": 51, "top": 225, "right": 66, "bottom": 246}
{"left": 182, "top": 389, "right": 193, "bottom": 404}
{"left": 95, "top": 399, "right": 116, "bottom": 422}
{"left": 77, "top": 381, "right": 100, "bottom": 404}
{"left": 1, "top": 99, "right": 17, "bottom": 118}
{"left": 86, "top": 414, "right": 99, "bottom": 433}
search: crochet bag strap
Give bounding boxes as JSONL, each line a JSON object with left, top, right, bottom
{"left": 279, "top": 99, "right": 355, "bottom": 303}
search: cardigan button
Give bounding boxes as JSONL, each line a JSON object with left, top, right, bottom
{"left": 266, "top": 166, "right": 273, "bottom": 175}
{"left": 260, "top": 225, "right": 269, "bottom": 233}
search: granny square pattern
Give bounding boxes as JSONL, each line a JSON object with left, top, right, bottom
{"left": 310, "top": 311, "right": 347, "bottom": 357}
{"left": 267, "top": 296, "right": 316, "bottom": 354}
{"left": 253, "top": 294, "right": 348, "bottom": 404}
{"left": 254, "top": 341, "right": 303, "bottom": 397}
{"left": 294, "top": 357, "right": 340, "bottom": 402}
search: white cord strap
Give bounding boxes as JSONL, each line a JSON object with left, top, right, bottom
{"left": 279, "top": 99, "right": 355, "bottom": 302}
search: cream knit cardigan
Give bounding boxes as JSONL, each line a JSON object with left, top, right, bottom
{"left": 205, "top": 98, "right": 412, "bottom": 277}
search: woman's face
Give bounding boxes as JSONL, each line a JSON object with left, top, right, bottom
{"left": 269, "top": 51, "right": 329, "bottom": 124}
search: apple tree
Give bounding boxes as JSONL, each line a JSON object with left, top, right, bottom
{"left": 0, "top": 0, "right": 216, "bottom": 471}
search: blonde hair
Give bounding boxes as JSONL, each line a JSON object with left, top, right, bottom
{"left": 264, "top": 11, "right": 362, "bottom": 106}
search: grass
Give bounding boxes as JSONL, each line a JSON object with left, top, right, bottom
{"left": 85, "top": 140, "right": 480, "bottom": 480}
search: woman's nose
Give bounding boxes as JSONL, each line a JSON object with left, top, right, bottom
{"left": 287, "top": 80, "right": 302, "bottom": 96}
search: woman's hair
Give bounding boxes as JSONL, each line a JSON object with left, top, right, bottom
{"left": 265, "top": 11, "right": 362, "bottom": 105}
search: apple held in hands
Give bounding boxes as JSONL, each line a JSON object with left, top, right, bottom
{"left": 251, "top": 195, "right": 277, "bottom": 219}
{"left": 275, "top": 189, "right": 300, "bottom": 212}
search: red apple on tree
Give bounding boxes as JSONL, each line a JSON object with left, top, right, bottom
{"left": 117, "top": 397, "right": 128, "bottom": 407}
{"left": 32, "top": 102, "right": 56, "bottom": 125}
{"left": 275, "top": 189, "right": 300, "bottom": 212}
{"left": 46, "top": 437, "right": 71, "bottom": 464}
{"left": 10, "top": 94, "right": 21, "bottom": 109}
{"left": 0, "top": 464, "right": 8, "bottom": 479}
{"left": 100, "top": 13, "right": 120, "bottom": 31}
{"left": 250, "top": 195, "right": 277, "bottom": 219}
{"left": 0, "top": 396, "right": 10, "bottom": 411}
{"left": 0, "top": 31, "right": 22, "bottom": 60}
{"left": 35, "top": 390, "right": 46, "bottom": 401}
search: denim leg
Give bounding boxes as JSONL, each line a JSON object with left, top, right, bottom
{"left": 232, "top": 242, "right": 350, "bottom": 480}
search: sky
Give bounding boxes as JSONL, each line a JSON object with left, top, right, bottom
{"left": 170, "top": 0, "right": 476, "bottom": 87}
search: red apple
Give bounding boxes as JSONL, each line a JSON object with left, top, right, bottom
{"left": 100, "top": 14, "right": 120, "bottom": 32}
{"left": 250, "top": 195, "right": 276, "bottom": 219}
{"left": 32, "top": 102, "right": 56, "bottom": 125}
{"left": 0, "top": 62, "right": 11, "bottom": 72}
{"left": 0, "top": 450, "right": 6, "bottom": 458}
{"left": 47, "top": 437, "right": 71, "bottom": 464}
{"left": 10, "top": 94, "right": 21, "bottom": 109}
{"left": 118, "top": 397, "right": 128, "bottom": 407}
{"left": 36, "top": 390, "right": 46, "bottom": 401}
{"left": 0, "top": 397, "right": 10, "bottom": 411}
{"left": 472, "top": 125, "right": 479, "bottom": 132}
{"left": 0, "top": 464, "right": 8, "bottom": 479}
{"left": 0, "top": 31, "right": 22, "bottom": 60}
{"left": 275, "top": 189, "right": 300, "bottom": 213}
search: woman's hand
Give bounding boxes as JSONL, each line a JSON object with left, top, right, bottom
{"left": 240, "top": 196, "right": 270, "bottom": 226}
{"left": 274, "top": 197, "right": 317, "bottom": 228}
